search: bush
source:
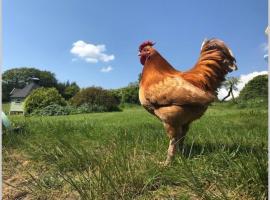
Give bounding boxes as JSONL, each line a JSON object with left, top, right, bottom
{"left": 235, "top": 98, "right": 268, "bottom": 109}
{"left": 31, "top": 104, "right": 70, "bottom": 116}
{"left": 238, "top": 75, "right": 268, "bottom": 101}
{"left": 24, "top": 87, "right": 66, "bottom": 114}
{"left": 70, "top": 87, "right": 120, "bottom": 111}
{"left": 111, "top": 82, "right": 140, "bottom": 105}
{"left": 75, "top": 104, "right": 117, "bottom": 114}
{"left": 31, "top": 103, "right": 121, "bottom": 116}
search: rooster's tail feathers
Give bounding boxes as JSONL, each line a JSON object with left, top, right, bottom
{"left": 200, "top": 38, "right": 208, "bottom": 50}
{"left": 200, "top": 38, "right": 237, "bottom": 72}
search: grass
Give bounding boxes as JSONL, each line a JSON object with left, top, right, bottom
{"left": 2, "top": 103, "right": 10, "bottom": 114}
{"left": 3, "top": 103, "right": 268, "bottom": 199}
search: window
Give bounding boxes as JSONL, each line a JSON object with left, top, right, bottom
{"left": 15, "top": 99, "right": 22, "bottom": 103}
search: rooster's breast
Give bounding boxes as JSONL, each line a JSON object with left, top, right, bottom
{"left": 139, "top": 87, "right": 155, "bottom": 114}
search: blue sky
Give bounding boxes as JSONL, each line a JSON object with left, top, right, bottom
{"left": 3, "top": 0, "right": 268, "bottom": 89}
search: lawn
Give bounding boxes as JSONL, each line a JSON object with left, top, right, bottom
{"left": 2, "top": 103, "right": 268, "bottom": 199}
{"left": 2, "top": 103, "right": 10, "bottom": 114}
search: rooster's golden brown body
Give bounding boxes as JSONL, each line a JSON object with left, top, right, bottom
{"left": 138, "top": 39, "right": 237, "bottom": 164}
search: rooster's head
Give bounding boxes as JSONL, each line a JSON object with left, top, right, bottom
{"left": 138, "top": 41, "right": 155, "bottom": 65}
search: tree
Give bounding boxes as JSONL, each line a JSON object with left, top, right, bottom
{"left": 111, "top": 82, "right": 140, "bottom": 105}
{"left": 121, "top": 83, "right": 139, "bottom": 104}
{"left": 238, "top": 74, "right": 268, "bottom": 100}
{"left": 55, "top": 82, "right": 66, "bottom": 98}
{"left": 3, "top": 67, "right": 57, "bottom": 88}
{"left": 2, "top": 81, "right": 14, "bottom": 102}
{"left": 221, "top": 77, "right": 240, "bottom": 102}
{"left": 64, "top": 82, "right": 80, "bottom": 100}
{"left": 56, "top": 81, "right": 80, "bottom": 100}
{"left": 138, "top": 73, "right": 142, "bottom": 83}
{"left": 2, "top": 67, "right": 58, "bottom": 102}
{"left": 70, "top": 87, "right": 120, "bottom": 111}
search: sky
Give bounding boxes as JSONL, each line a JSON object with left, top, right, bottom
{"left": 3, "top": 0, "right": 268, "bottom": 91}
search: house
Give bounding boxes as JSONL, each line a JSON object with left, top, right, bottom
{"left": 9, "top": 78, "right": 40, "bottom": 115}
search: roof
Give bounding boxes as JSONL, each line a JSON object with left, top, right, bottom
{"left": 10, "top": 82, "right": 40, "bottom": 98}
{"left": 10, "top": 88, "right": 20, "bottom": 95}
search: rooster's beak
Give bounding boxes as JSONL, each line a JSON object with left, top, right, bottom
{"left": 138, "top": 52, "right": 142, "bottom": 56}
{"left": 231, "top": 64, "right": 238, "bottom": 71}
{"left": 228, "top": 63, "right": 238, "bottom": 72}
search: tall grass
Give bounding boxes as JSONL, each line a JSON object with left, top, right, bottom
{"left": 3, "top": 104, "right": 268, "bottom": 199}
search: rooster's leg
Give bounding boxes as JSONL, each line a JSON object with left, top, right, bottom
{"left": 165, "top": 137, "right": 178, "bottom": 165}
{"left": 164, "top": 123, "right": 181, "bottom": 165}
{"left": 177, "top": 124, "right": 190, "bottom": 153}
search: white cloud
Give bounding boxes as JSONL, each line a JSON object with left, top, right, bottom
{"left": 260, "top": 42, "right": 268, "bottom": 62}
{"left": 218, "top": 71, "right": 268, "bottom": 100}
{"left": 259, "top": 42, "right": 268, "bottom": 62}
{"left": 261, "top": 42, "right": 268, "bottom": 53}
{"left": 264, "top": 54, "right": 268, "bottom": 62}
{"left": 70, "top": 40, "right": 115, "bottom": 63}
{"left": 217, "top": 87, "right": 229, "bottom": 100}
{"left": 100, "top": 66, "right": 113, "bottom": 73}
{"left": 85, "top": 58, "right": 98, "bottom": 63}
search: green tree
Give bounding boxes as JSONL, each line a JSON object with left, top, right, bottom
{"left": 238, "top": 74, "right": 268, "bottom": 100}
{"left": 221, "top": 77, "right": 240, "bottom": 102}
{"left": 56, "top": 81, "right": 80, "bottom": 100}
{"left": 70, "top": 87, "right": 120, "bottom": 111}
{"left": 112, "top": 82, "right": 140, "bottom": 105}
{"left": 2, "top": 67, "right": 58, "bottom": 102}
{"left": 138, "top": 73, "right": 142, "bottom": 83}
{"left": 3, "top": 67, "right": 57, "bottom": 88}
{"left": 56, "top": 82, "right": 66, "bottom": 98}
{"left": 64, "top": 82, "right": 80, "bottom": 100}
{"left": 2, "top": 81, "right": 14, "bottom": 102}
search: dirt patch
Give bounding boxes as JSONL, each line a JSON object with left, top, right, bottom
{"left": 2, "top": 149, "right": 80, "bottom": 200}
{"left": 3, "top": 150, "right": 31, "bottom": 199}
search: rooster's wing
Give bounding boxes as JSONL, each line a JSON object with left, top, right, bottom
{"left": 144, "top": 76, "right": 216, "bottom": 107}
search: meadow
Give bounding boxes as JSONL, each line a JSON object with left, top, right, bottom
{"left": 3, "top": 103, "right": 268, "bottom": 200}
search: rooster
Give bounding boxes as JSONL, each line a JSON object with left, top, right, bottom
{"left": 138, "top": 39, "right": 237, "bottom": 165}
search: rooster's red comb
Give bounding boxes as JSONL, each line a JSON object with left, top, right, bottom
{"left": 139, "top": 41, "right": 155, "bottom": 51}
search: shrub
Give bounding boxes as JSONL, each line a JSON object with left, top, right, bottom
{"left": 31, "top": 104, "right": 70, "bottom": 116}
{"left": 24, "top": 87, "right": 66, "bottom": 114}
{"left": 70, "top": 87, "right": 120, "bottom": 111}
{"left": 73, "top": 104, "right": 112, "bottom": 114}
{"left": 236, "top": 98, "right": 268, "bottom": 109}
{"left": 238, "top": 75, "right": 268, "bottom": 101}
{"left": 111, "top": 82, "right": 140, "bottom": 105}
